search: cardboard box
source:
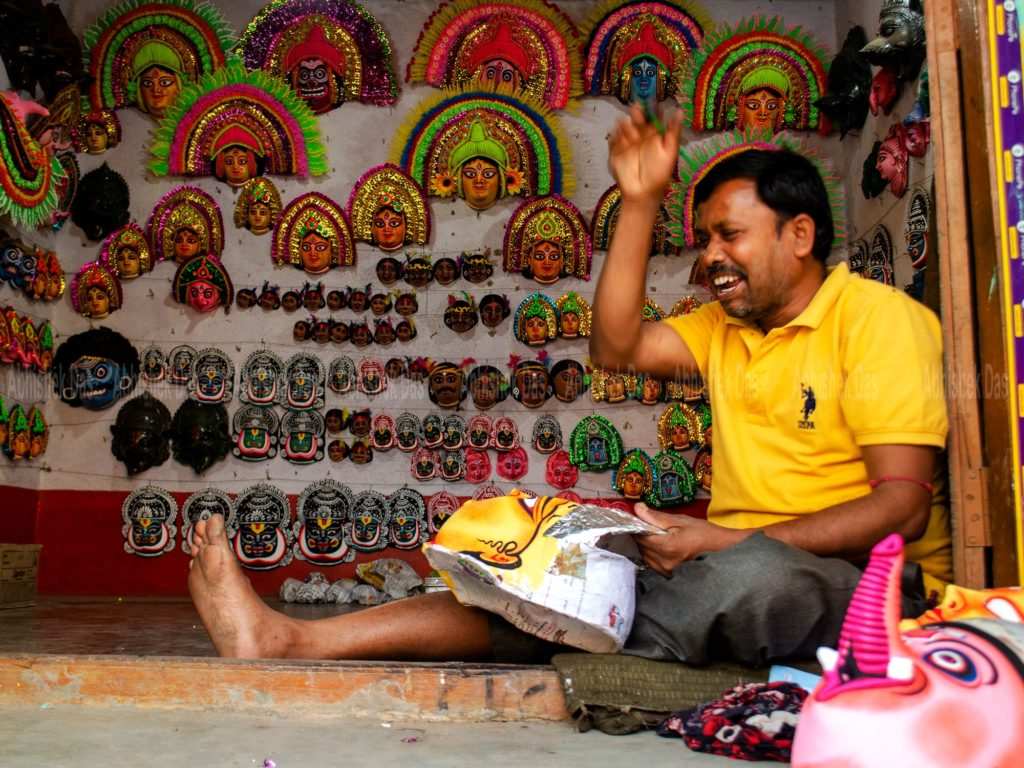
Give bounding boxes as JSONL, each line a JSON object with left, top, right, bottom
{"left": 0, "top": 544, "right": 41, "bottom": 608}
{"left": 423, "top": 492, "right": 662, "bottom": 653}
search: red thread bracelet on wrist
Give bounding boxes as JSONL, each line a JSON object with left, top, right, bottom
{"left": 869, "top": 475, "right": 934, "bottom": 494}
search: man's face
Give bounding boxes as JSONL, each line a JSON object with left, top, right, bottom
{"left": 138, "top": 66, "right": 179, "bottom": 116}
{"left": 222, "top": 148, "right": 254, "bottom": 187}
{"left": 174, "top": 228, "right": 201, "bottom": 262}
{"left": 86, "top": 123, "right": 108, "bottom": 154}
{"left": 694, "top": 179, "right": 802, "bottom": 326}
{"left": 530, "top": 241, "right": 563, "bottom": 284}
{"left": 738, "top": 88, "right": 785, "bottom": 132}
{"left": 372, "top": 208, "right": 406, "bottom": 251}
{"left": 300, "top": 231, "right": 332, "bottom": 273}
{"left": 460, "top": 158, "right": 501, "bottom": 210}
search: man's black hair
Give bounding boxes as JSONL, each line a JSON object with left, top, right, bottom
{"left": 693, "top": 149, "right": 835, "bottom": 263}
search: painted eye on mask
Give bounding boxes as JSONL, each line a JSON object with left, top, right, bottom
{"left": 924, "top": 649, "right": 978, "bottom": 682}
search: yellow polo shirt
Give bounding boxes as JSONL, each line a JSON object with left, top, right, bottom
{"left": 664, "top": 263, "right": 951, "bottom": 596}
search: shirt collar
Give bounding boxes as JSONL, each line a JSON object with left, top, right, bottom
{"left": 723, "top": 262, "right": 851, "bottom": 331}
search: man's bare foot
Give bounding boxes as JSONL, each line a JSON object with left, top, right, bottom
{"left": 188, "top": 514, "right": 294, "bottom": 658}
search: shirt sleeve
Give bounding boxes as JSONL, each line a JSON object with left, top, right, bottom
{"left": 840, "top": 293, "right": 948, "bottom": 448}
{"left": 662, "top": 302, "right": 725, "bottom": 381}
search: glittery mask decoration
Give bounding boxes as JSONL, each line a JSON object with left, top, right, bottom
{"left": 514, "top": 293, "right": 559, "bottom": 346}
{"left": 386, "top": 488, "right": 427, "bottom": 550}
{"left": 555, "top": 292, "right": 592, "bottom": 338}
{"left": 545, "top": 449, "right": 578, "bottom": 490}
{"left": 680, "top": 17, "right": 830, "bottom": 134}
{"left": 693, "top": 445, "right": 712, "bottom": 491}
{"left": 273, "top": 192, "right": 355, "bottom": 274}
{"left": 427, "top": 489, "right": 459, "bottom": 534}
{"left": 172, "top": 256, "right": 235, "bottom": 313}
{"left": 531, "top": 414, "right": 563, "bottom": 454}
{"left": 389, "top": 89, "right": 575, "bottom": 209}
{"left": 141, "top": 346, "right": 167, "bottom": 384}
{"left": 645, "top": 450, "right": 697, "bottom": 508}
{"left": 239, "top": 350, "right": 285, "bottom": 406}
{"left": 234, "top": 177, "right": 283, "bottom": 235}
{"left": 350, "top": 490, "right": 390, "bottom": 552}
{"left": 328, "top": 355, "right": 356, "bottom": 394}
{"left": 0, "top": 92, "right": 65, "bottom": 228}
{"left": 238, "top": 0, "right": 398, "bottom": 113}
{"left": 280, "top": 408, "right": 326, "bottom": 464}
{"left": 284, "top": 353, "right": 326, "bottom": 410}
{"left": 590, "top": 368, "right": 637, "bottom": 404}
{"left": 82, "top": 0, "right": 232, "bottom": 115}
{"left": 371, "top": 414, "right": 396, "bottom": 451}
{"left": 590, "top": 183, "right": 680, "bottom": 256}
{"left": 396, "top": 412, "right": 422, "bottom": 452}
{"left": 231, "top": 403, "right": 280, "bottom": 461}
{"left": 491, "top": 416, "right": 521, "bottom": 452}
{"left": 181, "top": 488, "right": 236, "bottom": 556}
{"left": 347, "top": 163, "right": 431, "bottom": 249}
{"left": 613, "top": 449, "right": 655, "bottom": 500}
{"left": 188, "top": 348, "right": 234, "bottom": 404}
{"left": 146, "top": 185, "right": 224, "bottom": 264}
{"left": 52, "top": 328, "right": 139, "bottom": 410}
{"left": 171, "top": 399, "right": 231, "bottom": 473}
{"left": 358, "top": 358, "right": 388, "bottom": 396}
{"left": 147, "top": 60, "right": 328, "bottom": 184}
{"left": 233, "top": 483, "right": 294, "bottom": 570}
{"left": 4, "top": 404, "right": 29, "bottom": 460}
{"left": 121, "top": 486, "right": 178, "bottom": 557}
{"left": 905, "top": 186, "right": 931, "bottom": 269}
{"left": 439, "top": 449, "right": 467, "bottom": 482}
{"left": 504, "top": 194, "right": 592, "bottom": 283}
{"left": 408, "top": 0, "right": 582, "bottom": 110}
{"left": 70, "top": 261, "right": 123, "bottom": 320}
{"left": 99, "top": 223, "right": 152, "bottom": 280}
{"left": 569, "top": 414, "right": 624, "bottom": 472}
{"left": 583, "top": 1, "right": 708, "bottom": 104}
{"left": 293, "top": 479, "right": 355, "bottom": 565}
{"left": 110, "top": 392, "right": 172, "bottom": 475}
{"left": 667, "top": 131, "right": 846, "bottom": 250}
{"left": 496, "top": 445, "right": 529, "bottom": 481}
{"left": 657, "top": 402, "right": 703, "bottom": 452}
{"left": 465, "top": 448, "right": 492, "bottom": 484}
{"left": 411, "top": 447, "right": 440, "bottom": 481}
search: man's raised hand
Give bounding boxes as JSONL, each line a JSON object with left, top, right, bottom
{"left": 607, "top": 103, "right": 683, "bottom": 206}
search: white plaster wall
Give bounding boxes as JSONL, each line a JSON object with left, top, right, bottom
{"left": 2, "top": 0, "right": 844, "bottom": 499}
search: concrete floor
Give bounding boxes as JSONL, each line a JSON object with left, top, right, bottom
{"left": 0, "top": 705, "right": 729, "bottom": 767}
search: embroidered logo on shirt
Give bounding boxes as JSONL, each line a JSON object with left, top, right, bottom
{"left": 799, "top": 384, "right": 816, "bottom": 430}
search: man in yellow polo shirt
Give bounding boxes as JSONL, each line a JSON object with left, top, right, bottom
{"left": 589, "top": 105, "right": 950, "bottom": 664}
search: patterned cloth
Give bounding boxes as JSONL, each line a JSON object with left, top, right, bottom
{"left": 657, "top": 681, "right": 807, "bottom": 762}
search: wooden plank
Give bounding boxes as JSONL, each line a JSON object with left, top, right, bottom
{"left": 926, "top": 0, "right": 990, "bottom": 587}
{"left": 0, "top": 654, "right": 570, "bottom": 721}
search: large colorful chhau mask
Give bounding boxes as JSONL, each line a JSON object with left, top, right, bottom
{"left": 147, "top": 61, "right": 328, "bottom": 187}
{"left": 646, "top": 450, "right": 697, "bottom": 508}
{"left": 70, "top": 261, "right": 123, "bottom": 320}
{"left": 284, "top": 353, "right": 325, "bottom": 410}
{"left": 121, "top": 485, "right": 178, "bottom": 557}
{"left": 591, "top": 183, "right": 680, "bottom": 256}
{"left": 100, "top": 223, "right": 152, "bottom": 281}
{"left": 391, "top": 89, "right": 573, "bottom": 212}
{"left": 231, "top": 404, "right": 280, "bottom": 461}
{"left": 407, "top": 0, "right": 582, "bottom": 110}
{"left": 273, "top": 192, "right": 355, "bottom": 274}
{"left": 239, "top": 350, "right": 285, "bottom": 406}
{"left": 582, "top": 0, "right": 708, "bottom": 105}
{"left": 83, "top": 0, "right": 233, "bottom": 119}
{"left": 860, "top": 0, "right": 926, "bottom": 81}
{"left": 793, "top": 535, "right": 1024, "bottom": 767}
{"left": 146, "top": 185, "right": 224, "bottom": 264}
{"left": 0, "top": 92, "right": 64, "bottom": 228}
{"left": 815, "top": 26, "right": 872, "bottom": 139}
{"left": 350, "top": 489, "right": 390, "bottom": 552}
{"left": 513, "top": 292, "right": 559, "bottom": 346}
{"left": 569, "top": 414, "right": 623, "bottom": 472}
{"left": 238, "top": 0, "right": 398, "bottom": 114}
{"left": 181, "top": 488, "right": 235, "bottom": 556}
{"left": 233, "top": 483, "right": 294, "bottom": 570}
{"left": 386, "top": 487, "right": 428, "bottom": 550}
{"left": 503, "top": 195, "right": 591, "bottom": 284}
{"left": 52, "top": 327, "right": 139, "bottom": 411}
{"left": 681, "top": 17, "right": 831, "bottom": 134}
{"left": 188, "top": 348, "right": 234, "bottom": 404}
{"left": 666, "top": 131, "right": 846, "bottom": 250}
{"left": 170, "top": 399, "right": 231, "bottom": 473}
{"left": 110, "top": 392, "right": 172, "bottom": 475}
{"left": 172, "top": 255, "right": 235, "bottom": 313}
{"left": 293, "top": 479, "right": 355, "bottom": 565}
{"left": 346, "top": 164, "right": 430, "bottom": 252}
{"left": 613, "top": 448, "right": 655, "bottom": 500}
{"left": 233, "top": 177, "right": 283, "bottom": 236}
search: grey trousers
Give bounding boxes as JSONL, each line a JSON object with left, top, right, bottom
{"left": 489, "top": 532, "right": 927, "bottom": 667}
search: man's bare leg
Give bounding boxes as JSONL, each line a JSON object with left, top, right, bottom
{"left": 188, "top": 514, "right": 493, "bottom": 660}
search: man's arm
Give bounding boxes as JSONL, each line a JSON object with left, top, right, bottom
{"left": 635, "top": 444, "right": 936, "bottom": 575}
{"left": 589, "top": 104, "right": 701, "bottom": 380}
